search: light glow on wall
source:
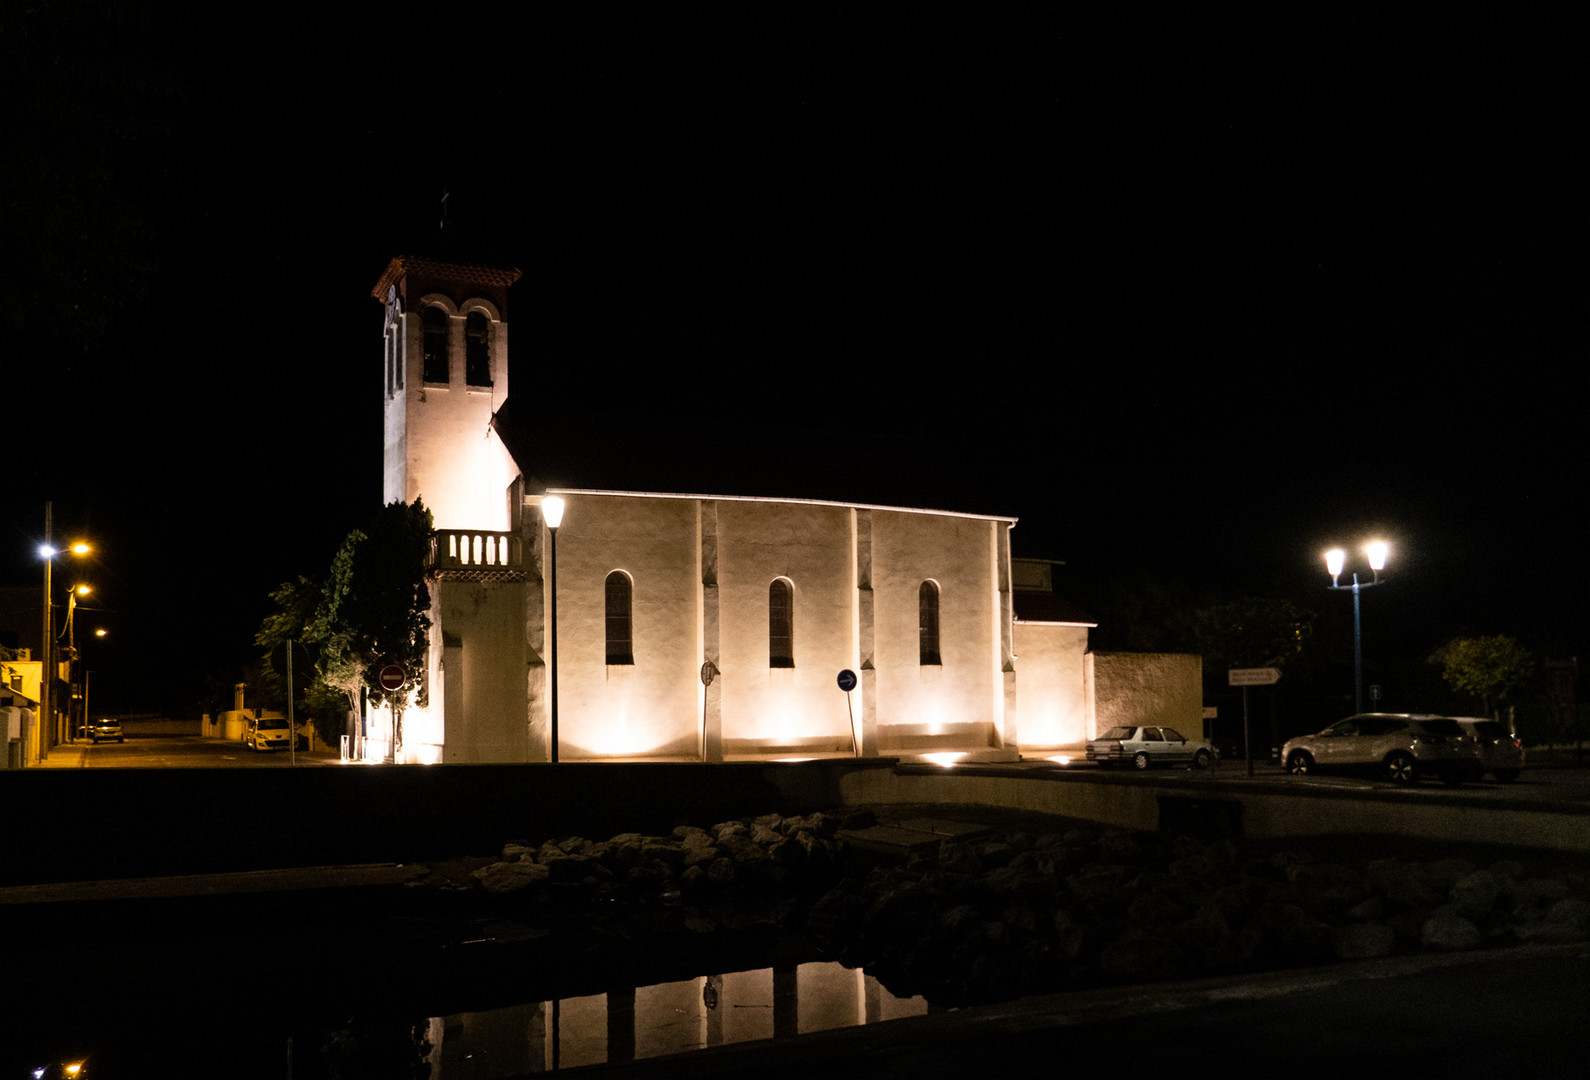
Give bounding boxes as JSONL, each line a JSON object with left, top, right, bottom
{"left": 921, "top": 752, "right": 966, "bottom": 768}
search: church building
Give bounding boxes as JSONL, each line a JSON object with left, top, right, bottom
{"left": 366, "top": 252, "right": 1162, "bottom": 765}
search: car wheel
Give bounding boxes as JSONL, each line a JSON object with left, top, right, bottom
{"left": 1386, "top": 752, "right": 1417, "bottom": 784}
{"left": 1287, "top": 750, "right": 1313, "bottom": 776}
{"left": 1193, "top": 749, "right": 1212, "bottom": 769}
{"left": 1133, "top": 751, "right": 1151, "bottom": 770}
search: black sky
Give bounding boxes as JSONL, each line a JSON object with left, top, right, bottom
{"left": 2, "top": 2, "right": 1582, "bottom": 714}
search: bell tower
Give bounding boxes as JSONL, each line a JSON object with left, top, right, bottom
{"left": 371, "top": 255, "right": 522, "bottom": 531}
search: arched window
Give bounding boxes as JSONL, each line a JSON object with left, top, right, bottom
{"left": 919, "top": 580, "right": 942, "bottom": 666}
{"left": 422, "top": 306, "right": 450, "bottom": 383}
{"left": 605, "top": 571, "right": 634, "bottom": 665}
{"left": 465, "top": 311, "right": 490, "bottom": 386}
{"left": 769, "top": 579, "right": 794, "bottom": 668}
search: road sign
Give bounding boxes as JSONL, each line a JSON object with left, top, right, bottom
{"left": 837, "top": 669, "right": 858, "bottom": 692}
{"left": 378, "top": 663, "right": 407, "bottom": 692}
{"left": 1228, "top": 667, "right": 1281, "bottom": 686}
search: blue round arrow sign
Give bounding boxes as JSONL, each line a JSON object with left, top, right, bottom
{"left": 837, "top": 669, "right": 857, "bottom": 692}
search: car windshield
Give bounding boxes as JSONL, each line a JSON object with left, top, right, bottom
{"left": 1161, "top": 729, "right": 1185, "bottom": 741}
{"left": 259, "top": 719, "right": 288, "bottom": 730}
{"left": 1100, "top": 727, "right": 1135, "bottom": 740}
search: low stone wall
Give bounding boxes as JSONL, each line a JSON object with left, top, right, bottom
{"left": 0, "top": 760, "right": 887, "bottom": 886}
{"left": 837, "top": 766, "right": 1590, "bottom": 853}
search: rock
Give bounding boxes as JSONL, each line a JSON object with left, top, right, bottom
{"left": 473, "top": 859, "right": 549, "bottom": 894}
{"left": 1447, "top": 870, "right": 1503, "bottom": 922}
{"left": 1514, "top": 898, "right": 1590, "bottom": 943}
{"left": 1332, "top": 922, "right": 1396, "bottom": 959}
{"left": 1099, "top": 932, "right": 1191, "bottom": 983}
{"left": 1421, "top": 912, "right": 1482, "bottom": 950}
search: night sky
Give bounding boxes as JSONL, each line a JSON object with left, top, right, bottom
{"left": 3, "top": 3, "right": 1581, "bottom": 717}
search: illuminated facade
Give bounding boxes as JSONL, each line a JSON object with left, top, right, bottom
{"left": 368, "top": 254, "right": 1109, "bottom": 763}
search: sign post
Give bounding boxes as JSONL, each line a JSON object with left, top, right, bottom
{"left": 1228, "top": 668, "right": 1281, "bottom": 776}
{"left": 837, "top": 670, "right": 858, "bottom": 756}
{"left": 378, "top": 664, "right": 406, "bottom": 764}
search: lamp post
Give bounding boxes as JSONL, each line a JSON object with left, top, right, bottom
{"left": 37, "top": 501, "right": 91, "bottom": 763}
{"left": 1325, "top": 540, "right": 1389, "bottom": 715}
{"left": 63, "top": 585, "right": 92, "bottom": 740}
{"left": 542, "top": 495, "right": 566, "bottom": 764}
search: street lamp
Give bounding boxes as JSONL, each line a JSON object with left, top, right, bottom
{"left": 83, "top": 629, "right": 107, "bottom": 743}
{"left": 64, "top": 585, "right": 92, "bottom": 740}
{"left": 1325, "top": 540, "right": 1390, "bottom": 714}
{"left": 37, "top": 500, "right": 92, "bottom": 763}
{"left": 542, "top": 495, "right": 566, "bottom": 764}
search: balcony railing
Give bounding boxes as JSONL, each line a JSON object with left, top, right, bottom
{"left": 429, "top": 530, "right": 523, "bottom": 573}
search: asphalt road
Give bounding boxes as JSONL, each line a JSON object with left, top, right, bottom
{"left": 39, "top": 736, "right": 1590, "bottom": 806}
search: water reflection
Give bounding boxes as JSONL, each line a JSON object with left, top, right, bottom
{"left": 426, "top": 962, "right": 930, "bottom": 1076}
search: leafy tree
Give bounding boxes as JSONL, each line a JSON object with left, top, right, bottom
{"left": 254, "top": 500, "right": 434, "bottom": 754}
{"left": 1193, "top": 597, "right": 1316, "bottom": 670}
{"left": 1437, "top": 635, "right": 1534, "bottom": 720}
{"left": 312, "top": 499, "right": 434, "bottom": 754}
{"left": 256, "top": 576, "right": 345, "bottom": 748}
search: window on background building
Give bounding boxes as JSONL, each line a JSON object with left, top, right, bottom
{"left": 605, "top": 571, "right": 634, "bottom": 665}
{"left": 769, "top": 579, "right": 794, "bottom": 668}
{"left": 465, "top": 311, "right": 490, "bottom": 386}
{"left": 422, "top": 306, "right": 449, "bottom": 383}
{"left": 919, "top": 580, "right": 942, "bottom": 665}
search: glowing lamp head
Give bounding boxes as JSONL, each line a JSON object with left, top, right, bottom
{"left": 1325, "top": 548, "right": 1346, "bottom": 580}
{"left": 1365, "top": 540, "right": 1389, "bottom": 571}
{"left": 74, "top": 584, "right": 92, "bottom": 597}
{"left": 542, "top": 495, "right": 566, "bottom": 530}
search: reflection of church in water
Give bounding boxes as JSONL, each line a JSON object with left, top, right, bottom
{"left": 368, "top": 251, "right": 1194, "bottom": 764}
{"left": 426, "top": 960, "right": 928, "bottom": 1071}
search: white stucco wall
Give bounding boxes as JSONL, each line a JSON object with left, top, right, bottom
{"left": 716, "top": 500, "right": 856, "bottom": 752}
{"left": 1085, "top": 651, "right": 1203, "bottom": 739}
{"left": 435, "top": 579, "right": 529, "bottom": 763}
{"left": 549, "top": 495, "right": 703, "bottom": 759}
{"left": 383, "top": 297, "right": 514, "bottom": 531}
{"left": 1011, "top": 622, "right": 1090, "bottom": 749}
{"left": 870, "top": 510, "right": 1002, "bottom": 750}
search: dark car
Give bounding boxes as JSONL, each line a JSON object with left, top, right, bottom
{"left": 1452, "top": 717, "right": 1525, "bottom": 782}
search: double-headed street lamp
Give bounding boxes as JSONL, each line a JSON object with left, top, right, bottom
{"left": 1324, "top": 540, "right": 1390, "bottom": 715}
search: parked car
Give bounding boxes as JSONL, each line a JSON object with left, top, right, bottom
{"left": 1085, "top": 725, "right": 1217, "bottom": 770}
{"left": 87, "top": 717, "right": 124, "bottom": 743}
{"left": 1451, "top": 717, "right": 1525, "bottom": 782}
{"left": 243, "top": 716, "right": 292, "bottom": 751}
{"left": 1282, "top": 713, "right": 1483, "bottom": 785}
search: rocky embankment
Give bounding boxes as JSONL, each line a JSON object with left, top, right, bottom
{"left": 410, "top": 808, "right": 1590, "bottom": 1007}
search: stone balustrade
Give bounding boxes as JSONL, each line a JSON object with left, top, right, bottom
{"left": 430, "top": 530, "right": 522, "bottom": 572}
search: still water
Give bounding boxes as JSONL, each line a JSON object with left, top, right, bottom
{"left": 426, "top": 961, "right": 929, "bottom": 1075}
{"left": 15, "top": 949, "right": 928, "bottom": 1079}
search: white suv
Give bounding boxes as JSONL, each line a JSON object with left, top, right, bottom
{"left": 1283, "top": 713, "right": 1483, "bottom": 785}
